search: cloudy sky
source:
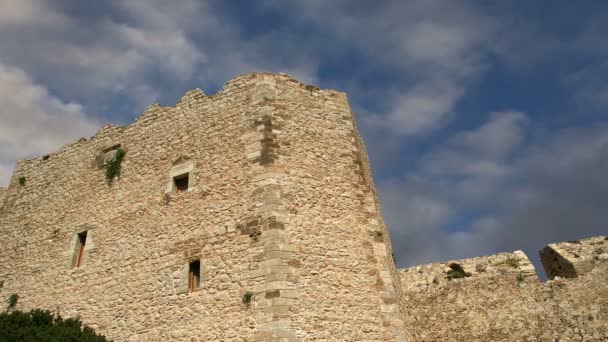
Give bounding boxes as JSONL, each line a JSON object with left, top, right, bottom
{"left": 1, "top": 0, "right": 607, "bottom": 275}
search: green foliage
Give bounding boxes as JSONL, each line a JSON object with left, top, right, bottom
{"left": 7, "top": 294, "right": 18, "bottom": 309}
{"left": 51, "top": 229, "right": 60, "bottom": 238}
{"left": 446, "top": 263, "right": 472, "bottom": 281}
{"left": 242, "top": 291, "right": 253, "bottom": 305}
{"left": 18, "top": 177, "right": 26, "bottom": 186}
{"left": 0, "top": 309, "right": 109, "bottom": 341}
{"left": 516, "top": 273, "right": 525, "bottom": 283}
{"left": 505, "top": 256, "right": 520, "bottom": 268}
{"left": 105, "top": 148, "right": 125, "bottom": 184}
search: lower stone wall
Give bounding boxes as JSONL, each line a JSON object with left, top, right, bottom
{"left": 399, "top": 251, "right": 608, "bottom": 342}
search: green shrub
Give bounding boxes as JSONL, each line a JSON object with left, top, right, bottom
{"left": 105, "top": 148, "right": 125, "bottom": 185}
{"left": 242, "top": 291, "right": 253, "bottom": 305}
{"left": 446, "top": 263, "right": 472, "bottom": 281}
{"left": 505, "top": 256, "right": 520, "bottom": 268}
{"left": 0, "top": 309, "right": 109, "bottom": 341}
{"left": 18, "top": 177, "right": 26, "bottom": 186}
{"left": 7, "top": 294, "right": 18, "bottom": 309}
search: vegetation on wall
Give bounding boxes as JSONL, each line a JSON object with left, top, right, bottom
{"left": 505, "top": 256, "right": 520, "bottom": 269}
{"left": 7, "top": 294, "right": 18, "bottom": 309}
{"left": 446, "top": 263, "right": 472, "bottom": 281}
{"left": 242, "top": 291, "right": 253, "bottom": 306}
{"left": 105, "top": 148, "right": 125, "bottom": 184}
{"left": 0, "top": 309, "right": 109, "bottom": 341}
{"left": 18, "top": 177, "right": 25, "bottom": 186}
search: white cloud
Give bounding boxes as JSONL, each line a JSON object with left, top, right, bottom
{"left": 263, "top": 1, "right": 497, "bottom": 136}
{"left": 421, "top": 111, "right": 526, "bottom": 178}
{"left": 0, "top": 0, "right": 66, "bottom": 27}
{"left": 379, "top": 111, "right": 529, "bottom": 266}
{"left": 382, "top": 110, "right": 608, "bottom": 273}
{"left": 0, "top": 63, "right": 99, "bottom": 186}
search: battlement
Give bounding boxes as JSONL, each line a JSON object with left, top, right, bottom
{"left": 399, "top": 237, "right": 608, "bottom": 341}
{"left": 399, "top": 250, "right": 538, "bottom": 292}
{"left": 540, "top": 235, "right": 608, "bottom": 279}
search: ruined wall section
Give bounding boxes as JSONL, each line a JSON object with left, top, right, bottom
{"left": 399, "top": 237, "right": 608, "bottom": 341}
{"left": 540, "top": 235, "right": 608, "bottom": 279}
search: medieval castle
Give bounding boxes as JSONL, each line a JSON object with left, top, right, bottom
{"left": 0, "top": 73, "right": 606, "bottom": 341}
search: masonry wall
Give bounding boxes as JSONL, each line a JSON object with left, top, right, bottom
{"left": 0, "top": 73, "right": 408, "bottom": 341}
{"left": 399, "top": 236, "right": 608, "bottom": 342}
{"left": 0, "top": 187, "right": 6, "bottom": 210}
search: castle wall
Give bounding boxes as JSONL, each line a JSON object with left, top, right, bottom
{"left": 399, "top": 236, "right": 608, "bottom": 342}
{"left": 0, "top": 187, "right": 6, "bottom": 210}
{"left": 0, "top": 73, "right": 408, "bottom": 341}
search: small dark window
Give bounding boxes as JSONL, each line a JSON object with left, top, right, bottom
{"left": 189, "top": 260, "right": 201, "bottom": 292}
{"left": 174, "top": 174, "right": 189, "bottom": 193}
{"left": 73, "top": 231, "right": 87, "bottom": 268}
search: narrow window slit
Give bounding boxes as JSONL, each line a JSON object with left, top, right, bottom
{"left": 73, "top": 231, "right": 88, "bottom": 268}
{"left": 174, "top": 174, "right": 189, "bottom": 193}
{"left": 189, "top": 260, "right": 201, "bottom": 292}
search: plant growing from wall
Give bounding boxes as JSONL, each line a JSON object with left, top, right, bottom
{"left": 446, "top": 263, "right": 472, "bottom": 281}
{"left": 516, "top": 272, "right": 525, "bottom": 284}
{"left": 105, "top": 148, "right": 125, "bottom": 184}
{"left": 505, "top": 256, "right": 520, "bottom": 268}
{"left": 18, "top": 177, "right": 25, "bottom": 186}
{"left": 7, "top": 294, "right": 18, "bottom": 310}
{"left": 242, "top": 291, "right": 253, "bottom": 306}
{"left": 51, "top": 229, "right": 60, "bottom": 238}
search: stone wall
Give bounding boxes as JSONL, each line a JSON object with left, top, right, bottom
{"left": 540, "top": 236, "right": 608, "bottom": 279}
{"left": 0, "top": 73, "right": 408, "bottom": 341}
{"left": 1, "top": 70, "right": 605, "bottom": 341}
{"left": 400, "top": 236, "right": 608, "bottom": 342}
{"left": 0, "top": 187, "right": 6, "bottom": 210}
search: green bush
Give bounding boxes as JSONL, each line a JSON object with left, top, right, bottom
{"left": 18, "top": 177, "right": 26, "bottom": 186}
{"left": 242, "top": 291, "right": 253, "bottom": 305}
{"left": 0, "top": 309, "right": 109, "bottom": 341}
{"left": 7, "top": 294, "right": 18, "bottom": 309}
{"left": 105, "top": 148, "right": 125, "bottom": 185}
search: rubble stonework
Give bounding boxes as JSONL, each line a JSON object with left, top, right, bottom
{"left": 0, "top": 73, "right": 408, "bottom": 341}
{"left": 0, "top": 72, "right": 606, "bottom": 341}
{"left": 400, "top": 236, "right": 608, "bottom": 341}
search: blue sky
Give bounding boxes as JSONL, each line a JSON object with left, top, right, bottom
{"left": 1, "top": 0, "right": 607, "bottom": 274}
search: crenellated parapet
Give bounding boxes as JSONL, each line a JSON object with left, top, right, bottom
{"left": 540, "top": 235, "right": 608, "bottom": 279}
{"left": 399, "top": 236, "right": 608, "bottom": 341}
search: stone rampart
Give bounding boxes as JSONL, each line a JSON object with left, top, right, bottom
{"left": 400, "top": 236, "right": 608, "bottom": 341}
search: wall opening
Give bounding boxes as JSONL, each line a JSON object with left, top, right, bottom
{"left": 174, "top": 174, "right": 189, "bottom": 194}
{"left": 72, "top": 231, "right": 88, "bottom": 268}
{"left": 189, "top": 260, "right": 201, "bottom": 292}
{"left": 103, "top": 145, "right": 121, "bottom": 165}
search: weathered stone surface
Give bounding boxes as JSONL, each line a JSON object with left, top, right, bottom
{"left": 0, "top": 71, "right": 605, "bottom": 341}
{"left": 0, "top": 72, "right": 408, "bottom": 341}
{"left": 400, "top": 236, "right": 608, "bottom": 342}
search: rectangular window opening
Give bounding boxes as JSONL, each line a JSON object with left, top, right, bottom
{"left": 189, "top": 260, "right": 201, "bottom": 292}
{"left": 174, "top": 174, "right": 189, "bottom": 193}
{"left": 73, "top": 231, "right": 88, "bottom": 268}
{"left": 103, "top": 144, "right": 121, "bottom": 165}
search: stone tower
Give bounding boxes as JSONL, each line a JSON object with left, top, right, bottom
{"left": 0, "top": 73, "right": 409, "bottom": 341}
